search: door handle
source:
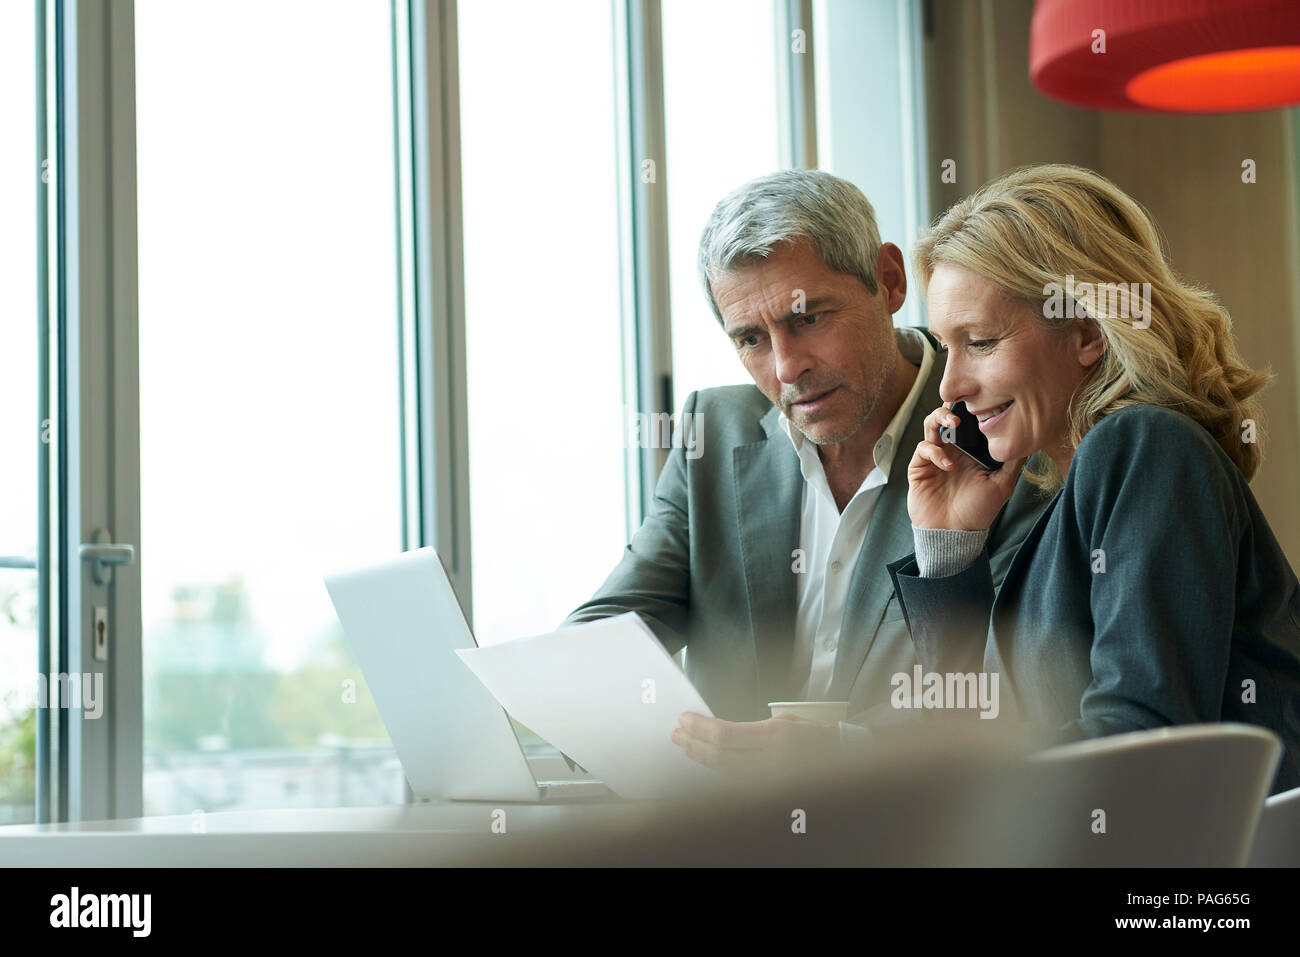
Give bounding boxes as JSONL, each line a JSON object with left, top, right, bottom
{"left": 79, "top": 528, "right": 136, "bottom": 586}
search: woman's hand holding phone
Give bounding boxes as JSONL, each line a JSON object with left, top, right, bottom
{"left": 907, "top": 404, "right": 1026, "bottom": 531}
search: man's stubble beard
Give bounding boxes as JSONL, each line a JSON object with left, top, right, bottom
{"left": 798, "top": 346, "right": 895, "bottom": 447}
{"left": 797, "top": 386, "right": 876, "bottom": 446}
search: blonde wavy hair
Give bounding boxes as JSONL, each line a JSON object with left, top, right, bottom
{"left": 913, "top": 163, "right": 1272, "bottom": 493}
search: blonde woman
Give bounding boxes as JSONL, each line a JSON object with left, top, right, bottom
{"left": 888, "top": 163, "right": 1300, "bottom": 794}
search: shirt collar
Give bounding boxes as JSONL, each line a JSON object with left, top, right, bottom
{"left": 777, "top": 326, "right": 935, "bottom": 480}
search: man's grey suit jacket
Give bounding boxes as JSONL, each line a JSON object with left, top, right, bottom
{"left": 563, "top": 330, "right": 1050, "bottom": 723}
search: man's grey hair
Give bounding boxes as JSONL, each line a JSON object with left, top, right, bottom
{"left": 697, "top": 169, "right": 883, "bottom": 325}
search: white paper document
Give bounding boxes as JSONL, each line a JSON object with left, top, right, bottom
{"left": 455, "top": 612, "right": 723, "bottom": 800}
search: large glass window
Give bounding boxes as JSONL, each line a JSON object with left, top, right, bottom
{"left": 458, "top": 0, "right": 628, "bottom": 646}
{"left": 813, "top": 0, "right": 928, "bottom": 327}
{"left": 4, "top": 0, "right": 934, "bottom": 820}
{"left": 0, "top": 0, "right": 39, "bottom": 826}
{"left": 134, "top": 0, "right": 403, "bottom": 815}
{"left": 662, "top": 0, "right": 780, "bottom": 402}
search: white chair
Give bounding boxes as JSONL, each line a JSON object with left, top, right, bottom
{"left": 1247, "top": 784, "right": 1300, "bottom": 866}
{"left": 1027, "top": 723, "right": 1280, "bottom": 866}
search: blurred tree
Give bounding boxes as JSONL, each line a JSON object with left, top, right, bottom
{"left": 146, "top": 614, "right": 387, "bottom": 752}
{"left": 270, "top": 626, "right": 388, "bottom": 748}
{"left": 0, "top": 701, "right": 36, "bottom": 812}
{"left": 0, "top": 574, "right": 38, "bottom": 818}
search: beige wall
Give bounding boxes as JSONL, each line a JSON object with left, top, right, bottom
{"left": 923, "top": 0, "right": 1300, "bottom": 566}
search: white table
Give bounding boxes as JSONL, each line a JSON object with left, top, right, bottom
{"left": 0, "top": 799, "right": 635, "bottom": 866}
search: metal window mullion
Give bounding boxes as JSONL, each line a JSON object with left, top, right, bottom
{"left": 618, "top": 0, "right": 673, "bottom": 522}
{"left": 897, "top": 0, "right": 931, "bottom": 327}
{"left": 58, "top": 0, "right": 142, "bottom": 823}
{"left": 776, "top": 0, "right": 817, "bottom": 171}
{"left": 612, "top": 2, "right": 640, "bottom": 540}
{"left": 36, "top": 0, "right": 59, "bottom": 826}
{"left": 106, "top": 0, "right": 142, "bottom": 821}
{"left": 394, "top": 0, "right": 420, "bottom": 554}
{"left": 407, "top": 0, "right": 471, "bottom": 618}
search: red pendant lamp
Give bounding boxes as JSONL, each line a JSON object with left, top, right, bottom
{"left": 1030, "top": 0, "right": 1300, "bottom": 112}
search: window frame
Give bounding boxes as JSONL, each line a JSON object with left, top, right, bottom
{"left": 40, "top": 0, "right": 927, "bottom": 820}
{"left": 48, "top": 0, "right": 144, "bottom": 822}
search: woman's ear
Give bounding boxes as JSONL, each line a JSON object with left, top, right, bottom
{"left": 1076, "top": 316, "right": 1108, "bottom": 368}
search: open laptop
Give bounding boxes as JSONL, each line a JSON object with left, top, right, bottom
{"left": 323, "top": 547, "right": 614, "bottom": 802}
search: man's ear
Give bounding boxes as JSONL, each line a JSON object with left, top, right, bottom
{"left": 875, "top": 242, "right": 907, "bottom": 316}
{"left": 1076, "top": 316, "right": 1108, "bottom": 368}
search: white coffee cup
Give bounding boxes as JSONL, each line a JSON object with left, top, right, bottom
{"left": 767, "top": 700, "right": 850, "bottom": 723}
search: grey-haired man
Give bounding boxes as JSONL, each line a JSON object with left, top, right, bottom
{"left": 563, "top": 170, "right": 1047, "bottom": 776}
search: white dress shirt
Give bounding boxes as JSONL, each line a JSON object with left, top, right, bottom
{"left": 779, "top": 327, "right": 934, "bottom": 700}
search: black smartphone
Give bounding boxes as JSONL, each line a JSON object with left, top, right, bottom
{"left": 946, "top": 401, "right": 1003, "bottom": 471}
